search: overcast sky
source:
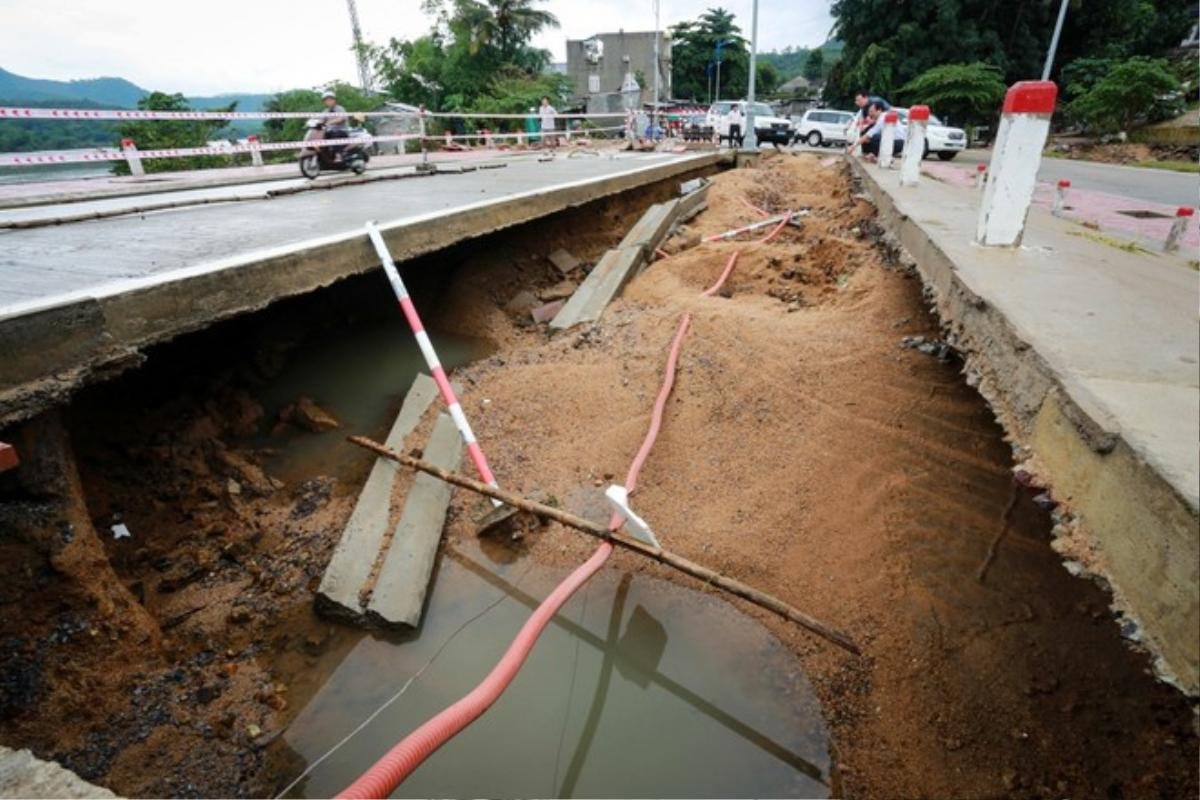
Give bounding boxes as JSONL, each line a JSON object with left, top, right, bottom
{"left": 0, "top": 0, "right": 835, "bottom": 96}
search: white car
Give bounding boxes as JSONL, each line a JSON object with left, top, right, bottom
{"left": 707, "top": 100, "right": 794, "bottom": 147}
{"left": 794, "top": 108, "right": 856, "bottom": 147}
{"left": 892, "top": 108, "right": 968, "bottom": 160}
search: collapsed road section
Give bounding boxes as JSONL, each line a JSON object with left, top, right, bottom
{"left": 0, "top": 152, "right": 1196, "bottom": 799}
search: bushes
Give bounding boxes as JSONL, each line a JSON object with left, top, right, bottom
{"left": 1065, "top": 56, "right": 1183, "bottom": 133}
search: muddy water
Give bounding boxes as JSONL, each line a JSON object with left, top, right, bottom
{"left": 268, "top": 538, "right": 829, "bottom": 798}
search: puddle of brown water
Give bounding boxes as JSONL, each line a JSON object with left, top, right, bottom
{"left": 265, "top": 539, "right": 829, "bottom": 798}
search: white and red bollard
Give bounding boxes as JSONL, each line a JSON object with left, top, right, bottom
{"left": 977, "top": 81, "right": 1058, "bottom": 247}
{"left": 247, "top": 134, "right": 264, "bottom": 167}
{"left": 878, "top": 110, "right": 899, "bottom": 169}
{"left": 975, "top": 163, "right": 987, "bottom": 189}
{"left": 1164, "top": 206, "right": 1194, "bottom": 253}
{"left": 1052, "top": 179, "right": 1070, "bottom": 216}
{"left": 120, "top": 137, "right": 145, "bottom": 176}
{"left": 900, "top": 105, "right": 929, "bottom": 187}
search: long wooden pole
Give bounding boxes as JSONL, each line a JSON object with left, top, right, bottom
{"left": 347, "top": 434, "right": 861, "bottom": 655}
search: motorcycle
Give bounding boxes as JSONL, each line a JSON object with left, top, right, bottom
{"left": 298, "top": 118, "right": 370, "bottom": 178}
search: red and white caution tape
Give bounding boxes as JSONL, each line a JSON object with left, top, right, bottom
{"left": 365, "top": 221, "right": 504, "bottom": 507}
{"left": 0, "top": 133, "right": 417, "bottom": 166}
{"left": 0, "top": 105, "right": 629, "bottom": 122}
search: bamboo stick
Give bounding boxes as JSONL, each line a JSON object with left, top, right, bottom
{"left": 347, "top": 434, "right": 861, "bottom": 655}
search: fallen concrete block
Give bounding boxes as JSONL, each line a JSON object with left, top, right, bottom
{"left": 547, "top": 248, "right": 580, "bottom": 275}
{"left": 0, "top": 746, "right": 116, "bottom": 799}
{"left": 677, "top": 180, "right": 712, "bottom": 223}
{"left": 531, "top": 300, "right": 565, "bottom": 323}
{"left": 549, "top": 246, "right": 644, "bottom": 330}
{"left": 619, "top": 200, "right": 682, "bottom": 259}
{"left": 316, "top": 373, "right": 439, "bottom": 621}
{"left": 366, "top": 412, "right": 463, "bottom": 628}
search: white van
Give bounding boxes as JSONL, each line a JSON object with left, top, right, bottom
{"left": 794, "top": 108, "right": 856, "bottom": 147}
{"left": 707, "top": 100, "right": 794, "bottom": 146}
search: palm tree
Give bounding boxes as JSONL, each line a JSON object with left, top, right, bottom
{"left": 462, "top": 0, "right": 559, "bottom": 61}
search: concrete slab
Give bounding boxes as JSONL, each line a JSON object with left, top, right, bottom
{"left": 851, "top": 156, "right": 1199, "bottom": 694}
{"left": 316, "top": 373, "right": 439, "bottom": 620}
{"left": 0, "top": 151, "right": 725, "bottom": 427}
{"left": 0, "top": 746, "right": 117, "bottom": 798}
{"left": 619, "top": 199, "right": 681, "bottom": 258}
{"left": 549, "top": 246, "right": 644, "bottom": 330}
{"left": 366, "top": 412, "right": 463, "bottom": 628}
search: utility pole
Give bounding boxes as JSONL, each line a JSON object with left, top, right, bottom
{"left": 652, "top": 0, "right": 661, "bottom": 136}
{"left": 346, "top": 0, "right": 372, "bottom": 92}
{"left": 715, "top": 40, "right": 725, "bottom": 101}
{"left": 1042, "top": 0, "right": 1069, "bottom": 80}
{"left": 743, "top": 0, "right": 759, "bottom": 150}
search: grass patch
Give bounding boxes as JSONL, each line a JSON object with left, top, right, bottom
{"left": 1132, "top": 159, "right": 1200, "bottom": 173}
{"left": 1067, "top": 228, "right": 1156, "bottom": 256}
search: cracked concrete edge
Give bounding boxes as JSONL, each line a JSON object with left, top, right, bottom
{"left": 850, "top": 157, "right": 1199, "bottom": 696}
{"left": 0, "top": 745, "right": 118, "bottom": 798}
{"left": 0, "top": 153, "right": 728, "bottom": 429}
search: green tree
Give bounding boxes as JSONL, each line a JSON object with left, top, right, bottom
{"left": 898, "top": 62, "right": 1006, "bottom": 127}
{"left": 755, "top": 62, "right": 782, "bottom": 96}
{"left": 1066, "top": 55, "right": 1183, "bottom": 132}
{"left": 670, "top": 7, "right": 749, "bottom": 102}
{"left": 462, "top": 0, "right": 558, "bottom": 62}
{"left": 826, "top": 0, "right": 1192, "bottom": 104}
{"left": 803, "top": 48, "right": 824, "bottom": 81}
{"left": 113, "top": 92, "right": 234, "bottom": 175}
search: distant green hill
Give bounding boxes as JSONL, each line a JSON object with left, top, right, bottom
{"left": 760, "top": 40, "right": 842, "bottom": 82}
{"left": 0, "top": 67, "right": 285, "bottom": 151}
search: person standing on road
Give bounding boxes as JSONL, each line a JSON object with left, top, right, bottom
{"left": 728, "top": 103, "right": 744, "bottom": 148}
{"left": 539, "top": 96, "right": 558, "bottom": 148}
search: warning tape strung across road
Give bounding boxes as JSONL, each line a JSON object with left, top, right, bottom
{"left": 0, "top": 125, "right": 627, "bottom": 167}
{"left": 0, "top": 105, "right": 631, "bottom": 122}
{"left": 0, "top": 134, "right": 418, "bottom": 166}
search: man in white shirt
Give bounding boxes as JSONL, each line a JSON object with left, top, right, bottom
{"left": 539, "top": 96, "right": 558, "bottom": 147}
{"left": 847, "top": 102, "right": 905, "bottom": 162}
{"left": 727, "top": 104, "right": 744, "bottom": 147}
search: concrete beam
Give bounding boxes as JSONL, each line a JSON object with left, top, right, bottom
{"left": 366, "top": 412, "right": 463, "bottom": 628}
{"left": 549, "top": 246, "right": 644, "bottom": 330}
{"left": 316, "top": 373, "right": 439, "bottom": 621}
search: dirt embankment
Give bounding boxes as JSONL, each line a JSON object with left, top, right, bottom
{"left": 0, "top": 153, "right": 1194, "bottom": 799}
{"left": 435, "top": 154, "right": 1198, "bottom": 798}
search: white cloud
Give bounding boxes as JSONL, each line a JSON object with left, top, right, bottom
{"left": 0, "top": 0, "right": 833, "bottom": 96}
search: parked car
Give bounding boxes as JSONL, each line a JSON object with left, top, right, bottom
{"left": 707, "top": 100, "right": 794, "bottom": 147}
{"left": 892, "top": 108, "right": 968, "bottom": 160}
{"left": 794, "top": 108, "right": 857, "bottom": 147}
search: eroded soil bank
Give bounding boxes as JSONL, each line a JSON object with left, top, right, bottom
{"left": 0, "top": 153, "right": 1195, "bottom": 798}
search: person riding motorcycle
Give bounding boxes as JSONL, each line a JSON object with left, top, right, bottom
{"left": 321, "top": 90, "right": 350, "bottom": 162}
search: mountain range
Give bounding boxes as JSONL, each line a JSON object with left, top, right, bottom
{"left": 0, "top": 67, "right": 274, "bottom": 112}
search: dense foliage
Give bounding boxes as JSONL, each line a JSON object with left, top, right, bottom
{"left": 669, "top": 7, "right": 792, "bottom": 102}
{"left": 0, "top": 98, "right": 117, "bottom": 153}
{"left": 897, "top": 62, "right": 1007, "bottom": 127}
{"left": 113, "top": 92, "right": 235, "bottom": 174}
{"left": 1065, "top": 56, "right": 1184, "bottom": 132}
{"left": 825, "top": 0, "right": 1192, "bottom": 107}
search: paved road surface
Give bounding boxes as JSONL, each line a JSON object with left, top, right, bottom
{"left": 952, "top": 149, "right": 1198, "bottom": 208}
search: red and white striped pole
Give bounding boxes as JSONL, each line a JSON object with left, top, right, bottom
{"left": 878, "top": 110, "right": 899, "bottom": 169}
{"left": 120, "top": 137, "right": 144, "bottom": 176}
{"left": 1164, "top": 206, "right": 1194, "bottom": 253}
{"left": 899, "top": 105, "right": 929, "bottom": 186}
{"left": 365, "top": 222, "right": 504, "bottom": 507}
{"left": 1052, "top": 179, "right": 1069, "bottom": 216}
{"left": 975, "top": 163, "right": 987, "bottom": 189}
{"left": 977, "top": 80, "right": 1058, "bottom": 246}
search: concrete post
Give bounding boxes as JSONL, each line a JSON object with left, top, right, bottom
{"left": 120, "top": 138, "right": 144, "bottom": 177}
{"left": 878, "top": 110, "right": 898, "bottom": 169}
{"left": 975, "top": 163, "right": 987, "bottom": 189}
{"left": 899, "top": 105, "right": 929, "bottom": 187}
{"left": 247, "top": 134, "right": 264, "bottom": 168}
{"left": 1164, "top": 206, "right": 1193, "bottom": 253}
{"left": 1052, "top": 179, "right": 1070, "bottom": 216}
{"left": 977, "top": 80, "right": 1058, "bottom": 247}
